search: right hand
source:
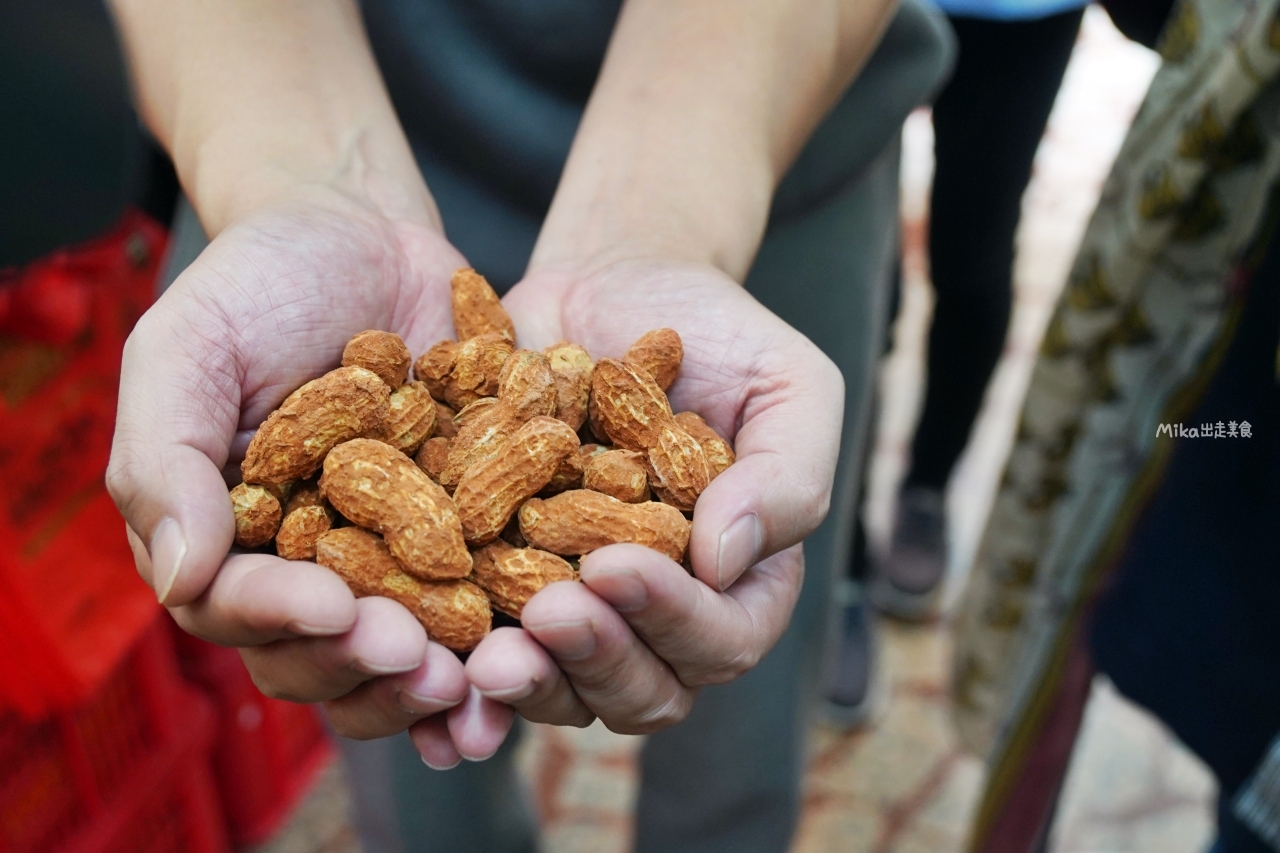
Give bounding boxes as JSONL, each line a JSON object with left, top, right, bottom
{"left": 107, "top": 187, "right": 513, "bottom": 768}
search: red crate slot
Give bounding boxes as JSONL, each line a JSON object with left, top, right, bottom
{"left": 0, "top": 615, "right": 230, "bottom": 853}
{"left": 173, "top": 633, "right": 334, "bottom": 847}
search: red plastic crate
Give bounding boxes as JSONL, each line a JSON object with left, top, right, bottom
{"left": 0, "top": 616, "right": 229, "bottom": 853}
{"left": 173, "top": 631, "right": 334, "bottom": 847}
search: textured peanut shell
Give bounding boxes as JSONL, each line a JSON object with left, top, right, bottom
{"left": 440, "top": 400, "right": 524, "bottom": 488}
{"left": 541, "top": 444, "right": 589, "bottom": 495}
{"left": 672, "top": 411, "right": 735, "bottom": 479}
{"left": 453, "top": 396, "right": 498, "bottom": 428}
{"left": 623, "top": 328, "right": 683, "bottom": 392}
{"left": 275, "top": 505, "right": 332, "bottom": 561}
{"left": 414, "top": 340, "right": 458, "bottom": 401}
{"left": 646, "top": 425, "right": 710, "bottom": 512}
{"left": 444, "top": 332, "right": 513, "bottom": 410}
{"left": 543, "top": 342, "right": 594, "bottom": 430}
{"left": 343, "top": 330, "right": 411, "bottom": 388}
{"left": 583, "top": 449, "right": 650, "bottom": 503}
{"left": 469, "top": 539, "right": 577, "bottom": 618}
{"left": 589, "top": 358, "right": 673, "bottom": 452}
{"left": 369, "top": 381, "right": 437, "bottom": 454}
{"left": 283, "top": 480, "right": 325, "bottom": 516}
{"left": 497, "top": 350, "right": 558, "bottom": 419}
{"left": 320, "top": 439, "right": 472, "bottom": 579}
{"left": 242, "top": 366, "right": 391, "bottom": 485}
{"left": 452, "top": 268, "right": 515, "bottom": 342}
{"left": 414, "top": 436, "right": 451, "bottom": 484}
{"left": 454, "top": 416, "right": 579, "bottom": 545}
{"left": 262, "top": 481, "right": 294, "bottom": 505}
{"left": 315, "top": 528, "right": 490, "bottom": 651}
{"left": 433, "top": 401, "right": 459, "bottom": 438}
{"left": 230, "top": 483, "right": 281, "bottom": 547}
{"left": 518, "top": 490, "right": 690, "bottom": 562}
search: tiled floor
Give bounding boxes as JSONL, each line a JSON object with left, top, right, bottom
{"left": 254, "top": 9, "right": 1221, "bottom": 853}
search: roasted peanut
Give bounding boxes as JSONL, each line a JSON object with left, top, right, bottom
{"left": 469, "top": 539, "right": 577, "bottom": 618}
{"left": 230, "top": 483, "right": 282, "bottom": 547}
{"left": 645, "top": 424, "right": 710, "bottom": 512}
{"left": 453, "top": 396, "right": 499, "bottom": 428}
{"left": 589, "top": 358, "right": 672, "bottom": 451}
{"left": 673, "top": 411, "right": 735, "bottom": 479}
{"left": 454, "top": 416, "right": 579, "bottom": 545}
{"left": 497, "top": 350, "right": 557, "bottom": 419}
{"left": 433, "top": 400, "right": 459, "bottom": 438}
{"left": 369, "top": 381, "right": 437, "bottom": 454}
{"left": 283, "top": 480, "right": 327, "bottom": 516}
{"left": 320, "top": 438, "right": 472, "bottom": 579}
{"left": 414, "top": 436, "right": 451, "bottom": 484}
{"left": 316, "top": 527, "right": 490, "bottom": 651}
{"left": 414, "top": 340, "right": 458, "bottom": 401}
{"left": 452, "top": 268, "right": 515, "bottom": 342}
{"left": 624, "top": 328, "right": 682, "bottom": 391}
{"left": 544, "top": 342, "right": 594, "bottom": 430}
{"left": 343, "top": 330, "right": 411, "bottom": 388}
{"left": 275, "top": 505, "right": 332, "bottom": 561}
{"left": 518, "top": 489, "right": 690, "bottom": 562}
{"left": 443, "top": 332, "right": 513, "bottom": 410}
{"left": 242, "top": 366, "right": 390, "bottom": 485}
{"left": 582, "top": 449, "right": 649, "bottom": 503}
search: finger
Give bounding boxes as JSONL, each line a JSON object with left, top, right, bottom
{"left": 169, "top": 553, "right": 357, "bottom": 646}
{"left": 520, "top": 582, "right": 695, "bottom": 734}
{"left": 409, "top": 715, "right": 463, "bottom": 771}
{"left": 237, "top": 597, "right": 427, "bottom": 703}
{"left": 323, "top": 642, "right": 469, "bottom": 740}
{"left": 466, "top": 627, "right": 595, "bottom": 727}
{"left": 446, "top": 686, "right": 516, "bottom": 761}
{"left": 580, "top": 543, "right": 803, "bottom": 687}
{"left": 686, "top": 340, "right": 843, "bottom": 591}
{"left": 107, "top": 299, "right": 247, "bottom": 606}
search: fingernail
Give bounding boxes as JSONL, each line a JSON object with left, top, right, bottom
{"left": 717, "top": 513, "right": 761, "bottom": 591}
{"left": 150, "top": 517, "right": 187, "bottom": 605}
{"left": 398, "top": 688, "right": 456, "bottom": 716}
{"left": 527, "top": 620, "right": 597, "bottom": 661}
{"left": 423, "top": 755, "right": 461, "bottom": 771}
{"left": 597, "top": 567, "right": 648, "bottom": 612}
{"left": 476, "top": 683, "right": 535, "bottom": 702}
{"left": 286, "top": 621, "right": 350, "bottom": 637}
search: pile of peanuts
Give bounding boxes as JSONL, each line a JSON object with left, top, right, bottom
{"left": 227, "top": 269, "right": 735, "bottom": 653}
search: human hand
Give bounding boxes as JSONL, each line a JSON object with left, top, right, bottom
{"left": 454, "top": 257, "right": 843, "bottom": 737}
{"left": 107, "top": 190, "right": 514, "bottom": 767}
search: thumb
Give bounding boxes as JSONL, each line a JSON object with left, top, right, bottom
{"left": 107, "top": 300, "right": 241, "bottom": 606}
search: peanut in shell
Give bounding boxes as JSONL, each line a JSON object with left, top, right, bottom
{"left": 443, "top": 332, "right": 513, "bottom": 410}
{"left": 242, "top": 366, "right": 390, "bottom": 485}
{"left": 518, "top": 489, "right": 690, "bottom": 562}
{"left": 414, "top": 436, "right": 451, "bottom": 484}
{"left": 623, "top": 328, "right": 682, "bottom": 392}
{"left": 645, "top": 424, "right": 710, "bottom": 512}
{"left": 469, "top": 539, "right": 577, "bottom": 618}
{"left": 497, "top": 350, "right": 558, "bottom": 420}
{"left": 451, "top": 268, "right": 515, "bottom": 342}
{"left": 544, "top": 342, "right": 594, "bottom": 430}
{"left": 320, "top": 438, "right": 472, "bottom": 579}
{"left": 414, "top": 340, "right": 458, "bottom": 401}
{"left": 369, "top": 381, "right": 437, "bottom": 454}
{"left": 230, "top": 483, "right": 281, "bottom": 547}
{"left": 343, "top": 330, "right": 411, "bottom": 388}
{"left": 582, "top": 449, "right": 650, "bottom": 503}
{"left": 672, "top": 411, "right": 735, "bottom": 479}
{"left": 589, "top": 358, "right": 673, "bottom": 452}
{"left": 275, "top": 505, "right": 332, "bottom": 561}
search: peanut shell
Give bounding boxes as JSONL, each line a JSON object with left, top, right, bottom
{"left": 343, "top": 330, "right": 411, "bottom": 388}
{"left": 589, "top": 358, "right": 673, "bottom": 452}
{"left": 518, "top": 489, "right": 690, "bottom": 562}
{"left": 444, "top": 332, "right": 513, "bottom": 410}
{"left": 454, "top": 416, "right": 579, "bottom": 545}
{"left": 452, "top": 268, "right": 515, "bottom": 342}
{"left": 315, "top": 528, "right": 490, "bottom": 651}
{"left": 230, "top": 483, "right": 282, "bottom": 547}
{"left": 544, "top": 342, "right": 594, "bottom": 430}
{"left": 242, "top": 366, "right": 390, "bottom": 485}
{"left": 414, "top": 340, "right": 458, "bottom": 401}
{"left": 645, "top": 424, "right": 710, "bottom": 512}
{"left": 320, "top": 438, "right": 472, "bottom": 579}
{"left": 453, "top": 396, "right": 499, "bottom": 428}
{"left": 433, "top": 401, "right": 459, "bottom": 438}
{"left": 496, "top": 350, "right": 558, "bottom": 420}
{"left": 582, "top": 449, "right": 650, "bottom": 503}
{"left": 469, "top": 539, "right": 577, "bottom": 618}
{"left": 673, "top": 411, "right": 735, "bottom": 479}
{"left": 275, "top": 505, "right": 332, "bottom": 561}
{"left": 368, "top": 381, "right": 437, "bottom": 455}
{"left": 623, "top": 328, "right": 682, "bottom": 391}
{"left": 440, "top": 399, "right": 524, "bottom": 488}
{"left": 414, "top": 436, "right": 451, "bottom": 484}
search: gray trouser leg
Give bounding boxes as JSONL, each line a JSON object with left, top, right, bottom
{"left": 631, "top": 142, "right": 899, "bottom": 853}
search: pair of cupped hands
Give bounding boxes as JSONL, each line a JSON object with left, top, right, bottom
{"left": 106, "top": 186, "right": 843, "bottom": 769}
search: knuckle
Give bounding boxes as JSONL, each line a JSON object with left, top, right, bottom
{"left": 607, "top": 688, "right": 694, "bottom": 735}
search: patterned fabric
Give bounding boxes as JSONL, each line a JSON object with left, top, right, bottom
{"left": 951, "top": 0, "right": 1280, "bottom": 849}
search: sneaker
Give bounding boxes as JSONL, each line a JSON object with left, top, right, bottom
{"left": 870, "top": 485, "right": 947, "bottom": 621}
{"left": 822, "top": 581, "right": 884, "bottom": 730}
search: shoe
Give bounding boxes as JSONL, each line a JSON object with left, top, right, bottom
{"left": 870, "top": 485, "right": 947, "bottom": 621}
{"left": 822, "top": 581, "right": 884, "bottom": 730}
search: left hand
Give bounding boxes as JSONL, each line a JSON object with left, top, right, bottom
{"left": 412, "top": 256, "right": 843, "bottom": 751}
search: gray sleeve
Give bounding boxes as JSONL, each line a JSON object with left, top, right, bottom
{"left": 1234, "top": 733, "right": 1280, "bottom": 852}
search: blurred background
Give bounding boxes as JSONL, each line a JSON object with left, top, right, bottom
{"left": 0, "top": 3, "right": 1218, "bottom": 853}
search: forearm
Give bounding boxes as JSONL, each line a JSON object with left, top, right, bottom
{"left": 108, "top": 0, "right": 433, "bottom": 234}
{"left": 531, "top": 0, "right": 899, "bottom": 281}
